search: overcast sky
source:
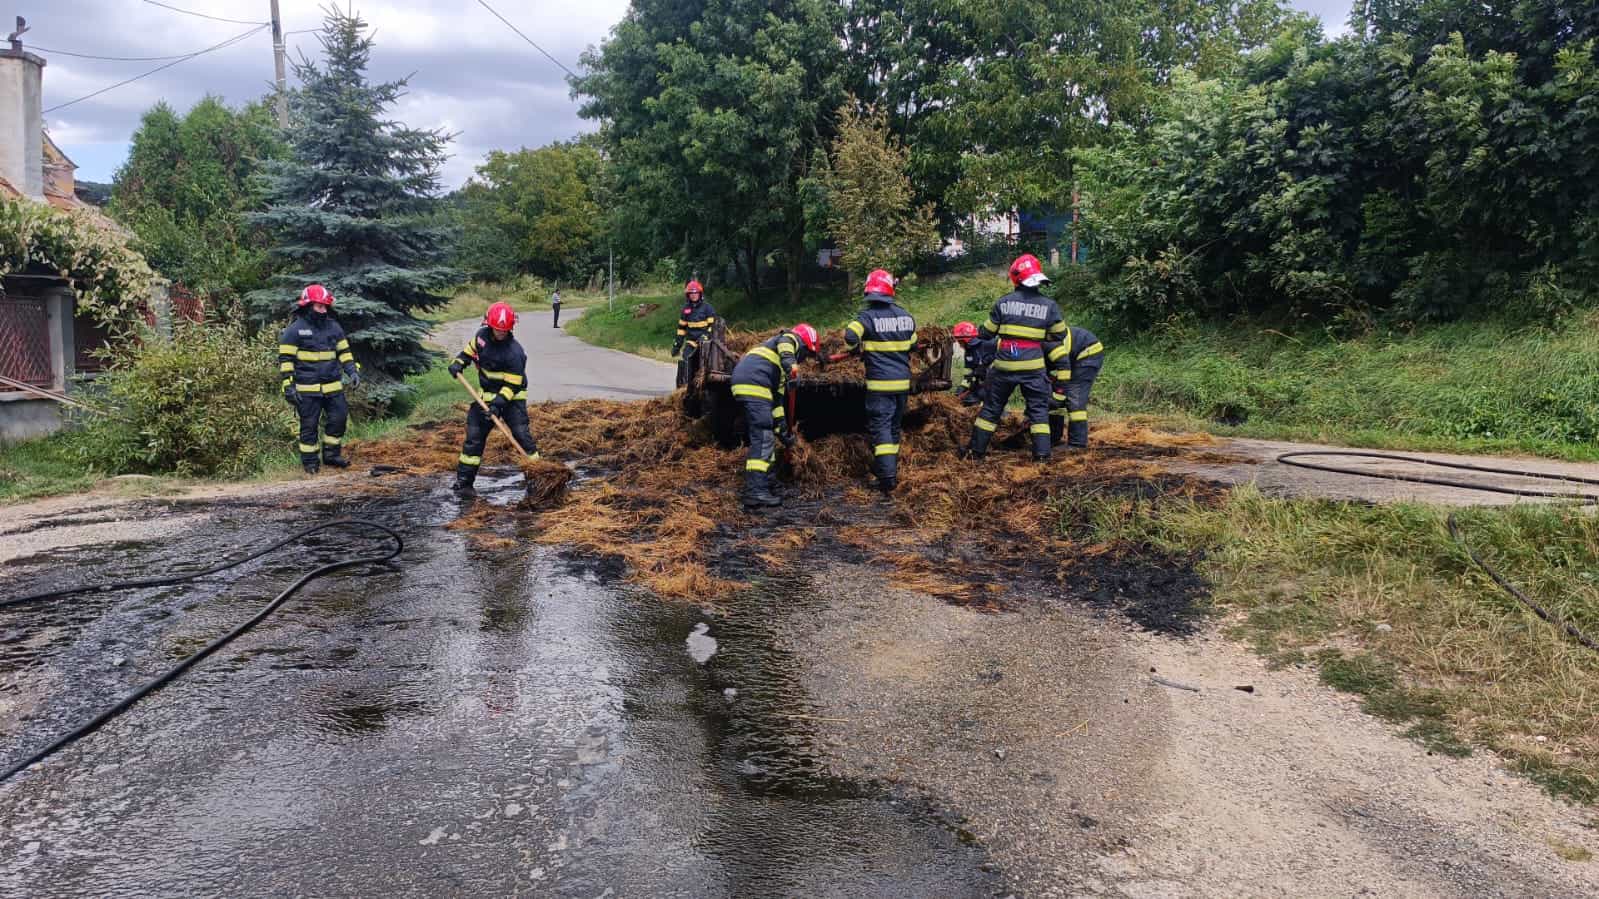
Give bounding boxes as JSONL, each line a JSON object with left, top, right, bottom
{"left": 27, "top": 1, "right": 1354, "bottom": 188}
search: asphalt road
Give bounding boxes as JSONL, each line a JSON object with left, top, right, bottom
{"left": 431, "top": 307, "right": 676, "bottom": 402}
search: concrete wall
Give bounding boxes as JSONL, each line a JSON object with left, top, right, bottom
{"left": 0, "top": 49, "right": 45, "bottom": 199}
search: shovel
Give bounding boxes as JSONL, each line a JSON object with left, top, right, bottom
{"left": 453, "top": 372, "right": 571, "bottom": 506}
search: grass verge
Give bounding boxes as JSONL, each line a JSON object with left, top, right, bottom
{"left": 1085, "top": 484, "right": 1599, "bottom": 803}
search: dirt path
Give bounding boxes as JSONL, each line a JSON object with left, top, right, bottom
{"left": 796, "top": 565, "right": 1599, "bottom": 897}
{"left": 1166, "top": 436, "right": 1599, "bottom": 506}
{"left": 430, "top": 308, "right": 675, "bottom": 402}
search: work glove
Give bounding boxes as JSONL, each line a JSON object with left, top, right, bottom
{"left": 282, "top": 383, "right": 299, "bottom": 405}
{"left": 671, "top": 340, "right": 683, "bottom": 358}
{"left": 490, "top": 394, "right": 511, "bottom": 418}
{"left": 448, "top": 360, "right": 465, "bottom": 377}
{"left": 346, "top": 369, "right": 361, "bottom": 389}
{"left": 779, "top": 428, "right": 796, "bottom": 449}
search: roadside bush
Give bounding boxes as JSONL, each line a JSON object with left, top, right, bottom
{"left": 70, "top": 321, "right": 290, "bottom": 477}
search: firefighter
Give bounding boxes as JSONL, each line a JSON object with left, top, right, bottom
{"left": 447, "top": 301, "right": 541, "bottom": 497}
{"left": 671, "top": 280, "right": 717, "bottom": 388}
{"left": 952, "top": 320, "right": 994, "bottom": 407}
{"left": 278, "top": 284, "right": 360, "bottom": 474}
{"left": 1046, "top": 325, "right": 1106, "bottom": 449}
{"left": 730, "top": 323, "right": 819, "bottom": 509}
{"left": 842, "top": 270, "right": 916, "bottom": 495}
{"left": 965, "top": 254, "right": 1066, "bottom": 461}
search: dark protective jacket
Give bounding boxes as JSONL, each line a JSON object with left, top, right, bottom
{"left": 844, "top": 293, "right": 917, "bottom": 394}
{"left": 453, "top": 325, "right": 530, "bottom": 402}
{"left": 731, "top": 331, "right": 802, "bottom": 403}
{"left": 278, "top": 313, "right": 358, "bottom": 395}
{"left": 978, "top": 288, "right": 1066, "bottom": 375}
{"left": 960, "top": 338, "right": 996, "bottom": 392}
{"left": 675, "top": 298, "right": 717, "bottom": 342}
{"left": 1045, "top": 325, "right": 1105, "bottom": 389}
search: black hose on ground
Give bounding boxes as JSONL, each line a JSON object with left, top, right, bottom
{"left": 1273, "top": 450, "right": 1599, "bottom": 654}
{"left": 0, "top": 519, "right": 392, "bottom": 610}
{"left": 0, "top": 520, "right": 404, "bottom": 784}
{"left": 1275, "top": 450, "right": 1599, "bottom": 502}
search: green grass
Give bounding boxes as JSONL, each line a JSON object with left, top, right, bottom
{"left": 1083, "top": 485, "right": 1599, "bottom": 802}
{"left": 566, "top": 265, "right": 1599, "bottom": 460}
{"left": 0, "top": 360, "right": 466, "bottom": 504}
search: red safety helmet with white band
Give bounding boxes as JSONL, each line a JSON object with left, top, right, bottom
{"left": 297, "top": 284, "right": 333, "bottom": 308}
{"left": 484, "top": 302, "right": 517, "bottom": 331}
{"left": 1008, "top": 254, "right": 1051, "bottom": 288}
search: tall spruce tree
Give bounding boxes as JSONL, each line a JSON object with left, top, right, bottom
{"left": 246, "top": 7, "right": 456, "bottom": 406}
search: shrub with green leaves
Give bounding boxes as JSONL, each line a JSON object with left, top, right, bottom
{"left": 70, "top": 322, "right": 290, "bottom": 477}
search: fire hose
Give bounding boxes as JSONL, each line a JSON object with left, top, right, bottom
{"left": 0, "top": 519, "right": 404, "bottom": 783}
{"left": 1275, "top": 451, "right": 1599, "bottom": 654}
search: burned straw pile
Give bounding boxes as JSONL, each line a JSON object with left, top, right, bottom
{"left": 721, "top": 325, "right": 953, "bottom": 387}
{"left": 354, "top": 391, "right": 1228, "bottom": 621}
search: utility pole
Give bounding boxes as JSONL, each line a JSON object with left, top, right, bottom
{"left": 269, "top": 0, "right": 288, "bottom": 127}
{"left": 608, "top": 248, "right": 615, "bottom": 312}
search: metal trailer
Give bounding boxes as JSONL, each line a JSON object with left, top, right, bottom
{"left": 680, "top": 320, "right": 954, "bottom": 447}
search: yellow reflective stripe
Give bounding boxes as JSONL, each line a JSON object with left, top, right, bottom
{"left": 1029, "top": 423, "right": 1051, "bottom": 435}
{"left": 974, "top": 417, "right": 998, "bottom": 432}
{"left": 337, "top": 352, "right": 355, "bottom": 363}
{"left": 1053, "top": 369, "right": 1072, "bottom": 381}
{"left": 1048, "top": 321, "right": 1068, "bottom": 336}
{"left": 982, "top": 319, "right": 998, "bottom": 333}
{"left": 278, "top": 344, "right": 299, "bottom": 355}
{"left": 776, "top": 336, "right": 799, "bottom": 355}
{"left": 676, "top": 328, "right": 688, "bottom": 337}
{"left": 1052, "top": 393, "right": 1067, "bottom": 403}
{"left": 294, "top": 381, "right": 345, "bottom": 393}
{"left": 863, "top": 339, "right": 914, "bottom": 352}
{"left": 732, "top": 384, "right": 774, "bottom": 400}
{"left": 1049, "top": 407, "right": 1068, "bottom": 418}
{"left": 746, "top": 458, "right": 771, "bottom": 472}
{"left": 279, "top": 361, "right": 295, "bottom": 372}
{"left": 867, "top": 379, "right": 911, "bottom": 392}
{"left": 873, "top": 443, "right": 900, "bottom": 456}
{"left": 481, "top": 370, "right": 524, "bottom": 385}
{"left": 1070, "top": 410, "right": 1089, "bottom": 421}
{"left": 771, "top": 406, "right": 785, "bottom": 419}
{"left": 1047, "top": 345, "right": 1069, "bottom": 362}
{"left": 1079, "top": 342, "right": 1103, "bottom": 357}
{"left": 336, "top": 339, "right": 350, "bottom": 350}
{"left": 997, "top": 324, "right": 1046, "bottom": 339}
{"left": 846, "top": 320, "right": 865, "bottom": 338}
{"left": 512, "top": 390, "right": 528, "bottom": 400}
{"left": 463, "top": 341, "right": 479, "bottom": 358}
{"left": 322, "top": 435, "right": 342, "bottom": 446}
{"left": 296, "top": 350, "right": 337, "bottom": 361}
{"left": 685, "top": 319, "right": 714, "bottom": 329}
{"left": 459, "top": 454, "right": 482, "bottom": 466}
{"left": 750, "top": 346, "right": 782, "bottom": 366}
{"left": 281, "top": 377, "right": 292, "bottom": 387}
{"left": 298, "top": 443, "right": 321, "bottom": 453}
{"left": 992, "top": 358, "right": 1046, "bottom": 371}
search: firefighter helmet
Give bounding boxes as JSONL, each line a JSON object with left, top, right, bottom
{"left": 484, "top": 302, "right": 517, "bottom": 331}
{"left": 791, "top": 323, "right": 819, "bottom": 354}
{"left": 1008, "top": 254, "right": 1051, "bottom": 288}
{"left": 685, "top": 280, "right": 704, "bottom": 299}
{"left": 297, "top": 284, "right": 333, "bottom": 308}
{"left": 952, "top": 321, "right": 979, "bottom": 343}
{"left": 863, "top": 269, "right": 896, "bottom": 296}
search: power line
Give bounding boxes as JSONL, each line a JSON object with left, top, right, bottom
{"left": 27, "top": 39, "right": 246, "bottom": 62}
{"left": 474, "top": 0, "right": 579, "bottom": 79}
{"left": 141, "top": 0, "right": 268, "bottom": 26}
{"left": 43, "top": 24, "right": 267, "bottom": 114}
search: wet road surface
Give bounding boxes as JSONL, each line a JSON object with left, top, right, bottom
{"left": 430, "top": 308, "right": 676, "bottom": 403}
{"left": 0, "top": 480, "right": 998, "bottom": 896}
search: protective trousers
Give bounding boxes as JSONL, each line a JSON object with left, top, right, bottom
{"left": 296, "top": 392, "right": 348, "bottom": 464}
{"left": 739, "top": 396, "right": 778, "bottom": 496}
{"left": 1050, "top": 361, "right": 1102, "bottom": 448}
{"left": 970, "top": 368, "right": 1053, "bottom": 459}
{"left": 455, "top": 403, "right": 539, "bottom": 486}
{"left": 865, "top": 392, "right": 907, "bottom": 484}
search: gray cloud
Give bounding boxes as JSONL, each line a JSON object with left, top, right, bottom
{"left": 29, "top": 1, "right": 1350, "bottom": 188}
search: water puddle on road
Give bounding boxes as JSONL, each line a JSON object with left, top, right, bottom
{"left": 0, "top": 487, "right": 1001, "bottom": 896}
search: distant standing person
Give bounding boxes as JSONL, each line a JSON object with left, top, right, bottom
{"left": 278, "top": 284, "right": 360, "bottom": 475}
{"left": 551, "top": 288, "right": 562, "bottom": 328}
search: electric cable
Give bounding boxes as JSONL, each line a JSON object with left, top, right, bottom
{"left": 0, "top": 520, "right": 403, "bottom": 784}
{"left": 140, "top": 0, "right": 268, "bottom": 26}
{"left": 1447, "top": 513, "right": 1599, "bottom": 655}
{"left": 475, "top": 0, "right": 580, "bottom": 78}
{"left": 1275, "top": 450, "right": 1599, "bottom": 502}
{"left": 43, "top": 24, "right": 267, "bottom": 114}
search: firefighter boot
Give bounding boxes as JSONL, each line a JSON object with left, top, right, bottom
{"left": 878, "top": 475, "right": 897, "bottom": 497}
{"left": 962, "top": 426, "right": 993, "bottom": 460}
{"left": 1049, "top": 414, "right": 1066, "bottom": 447}
{"left": 302, "top": 458, "right": 321, "bottom": 475}
{"left": 1032, "top": 430, "right": 1051, "bottom": 462}
{"left": 322, "top": 448, "right": 351, "bottom": 469}
{"left": 743, "top": 471, "right": 781, "bottom": 509}
{"left": 1068, "top": 419, "right": 1089, "bottom": 449}
{"left": 452, "top": 464, "right": 478, "bottom": 497}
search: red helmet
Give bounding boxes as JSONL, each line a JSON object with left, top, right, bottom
{"left": 952, "top": 321, "right": 979, "bottom": 343}
{"left": 1008, "top": 254, "right": 1050, "bottom": 288}
{"left": 791, "top": 323, "right": 819, "bottom": 354}
{"left": 297, "top": 284, "right": 333, "bottom": 308}
{"left": 684, "top": 280, "right": 704, "bottom": 298}
{"left": 484, "top": 302, "right": 517, "bottom": 331}
{"left": 863, "top": 269, "right": 896, "bottom": 296}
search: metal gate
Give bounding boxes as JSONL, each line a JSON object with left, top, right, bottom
{"left": 0, "top": 295, "right": 54, "bottom": 388}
